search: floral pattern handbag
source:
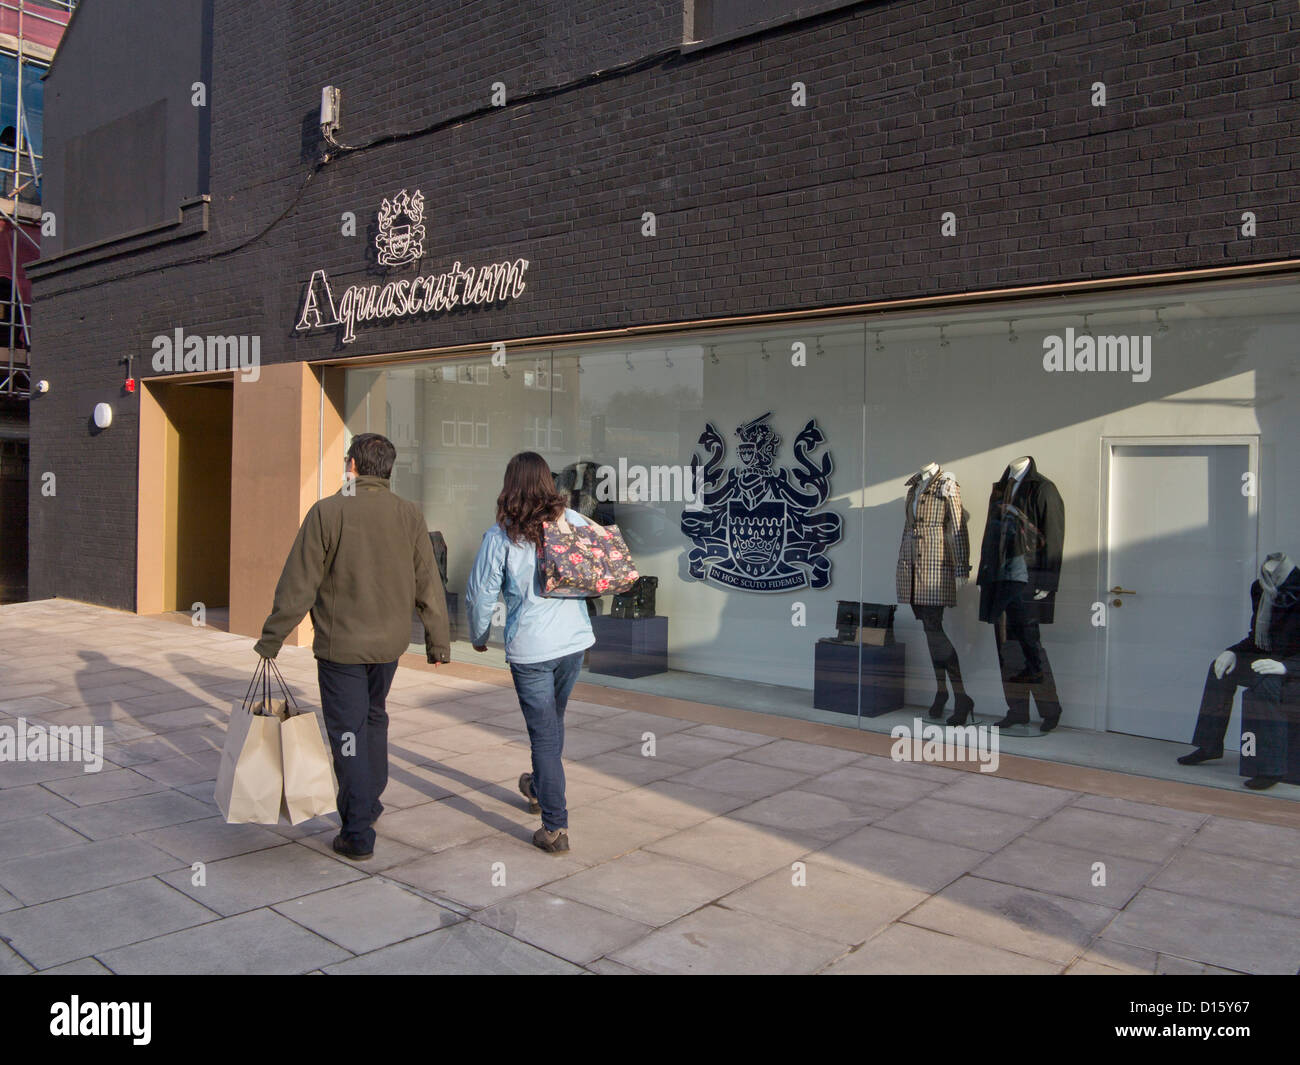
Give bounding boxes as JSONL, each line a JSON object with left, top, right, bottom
{"left": 539, "top": 516, "right": 640, "bottom": 597}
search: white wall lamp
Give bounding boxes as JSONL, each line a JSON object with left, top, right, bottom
{"left": 92, "top": 402, "right": 113, "bottom": 429}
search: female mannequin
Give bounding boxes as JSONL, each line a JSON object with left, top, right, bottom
{"left": 896, "top": 462, "right": 974, "bottom": 723}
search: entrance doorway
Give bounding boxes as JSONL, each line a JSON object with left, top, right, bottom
{"left": 139, "top": 378, "right": 233, "bottom": 614}
{"left": 1103, "top": 439, "right": 1257, "bottom": 744}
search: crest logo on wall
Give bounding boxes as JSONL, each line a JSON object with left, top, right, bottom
{"left": 375, "top": 188, "right": 426, "bottom": 267}
{"left": 681, "top": 412, "right": 843, "bottom": 592}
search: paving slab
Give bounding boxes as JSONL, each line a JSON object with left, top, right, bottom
{"left": 903, "top": 875, "right": 1117, "bottom": 965}
{"left": 385, "top": 833, "right": 586, "bottom": 908}
{"left": 1150, "top": 849, "right": 1300, "bottom": 918}
{"left": 803, "top": 763, "right": 944, "bottom": 809}
{"left": 565, "top": 751, "right": 691, "bottom": 790}
{"left": 547, "top": 850, "right": 744, "bottom": 927}
{"left": 0, "top": 813, "right": 90, "bottom": 859}
{"left": 610, "top": 904, "right": 848, "bottom": 975}
{"left": 323, "top": 920, "right": 582, "bottom": 975}
{"left": 0, "top": 939, "right": 33, "bottom": 974}
{"left": 721, "top": 858, "right": 927, "bottom": 945}
{"left": 934, "top": 774, "right": 1077, "bottom": 818}
{"left": 141, "top": 815, "right": 287, "bottom": 863}
{"left": 0, "top": 877, "right": 217, "bottom": 969}
{"left": 1185, "top": 815, "right": 1300, "bottom": 868}
{"left": 825, "top": 922, "right": 1061, "bottom": 975}
{"left": 644, "top": 816, "right": 820, "bottom": 880}
{"left": 729, "top": 788, "right": 890, "bottom": 843}
{"left": 0, "top": 784, "right": 76, "bottom": 823}
{"left": 873, "top": 797, "right": 1036, "bottom": 852}
{"left": 612, "top": 733, "right": 748, "bottom": 768}
{"left": 475, "top": 889, "right": 653, "bottom": 965}
{"left": 733, "top": 739, "right": 862, "bottom": 775}
{"left": 812, "top": 825, "right": 987, "bottom": 893}
{"left": 52, "top": 790, "right": 214, "bottom": 841}
{"left": 666, "top": 758, "right": 812, "bottom": 801}
{"left": 35, "top": 957, "right": 114, "bottom": 975}
{"left": 1026, "top": 806, "right": 1196, "bottom": 864}
{"left": 158, "top": 842, "right": 365, "bottom": 916}
{"left": 272, "top": 878, "right": 460, "bottom": 954}
{"left": 584, "top": 780, "right": 749, "bottom": 829}
{"left": 100, "top": 907, "right": 351, "bottom": 975}
{"left": 1102, "top": 888, "right": 1300, "bottom": 975}
{"left": 1069, "top": 793, "right": 1209, "bottom": 828}
{"left": 0, "top": 836, "right": 183, "bottom": 905}
{"left": 973, "top": 836, "right": 1160, "bottom": 908}
{"left": 43, "top": 768, "right": 167, "bottom": 807}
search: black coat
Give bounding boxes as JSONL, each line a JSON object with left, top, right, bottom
{"left": 1230, "top": 567, "right": 1300, "bottom": 672}
{"left": 976, "top": 458, "right": 1065, "bottom": 625}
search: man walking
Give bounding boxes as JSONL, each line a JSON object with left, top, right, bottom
{"left": 254, "top": 433, "right": 450, "bottom": 860}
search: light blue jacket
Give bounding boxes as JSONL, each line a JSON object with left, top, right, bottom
{"left": 466, "top": 508, "right": 596, "bottom": 665}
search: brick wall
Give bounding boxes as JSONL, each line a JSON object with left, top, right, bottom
{"left": 29, "top": 0, "right": 1300, "bottom": 608}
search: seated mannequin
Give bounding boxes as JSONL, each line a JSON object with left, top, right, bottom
{"left": 1178, "top": 552, "right": 1300, "bottom": 790}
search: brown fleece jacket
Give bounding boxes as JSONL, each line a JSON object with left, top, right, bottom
{"left": 254, "top": 476, "right": 451, "bottom": 664}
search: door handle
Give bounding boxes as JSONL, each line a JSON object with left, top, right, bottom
{"left": 1108, "top": 586, "right": 1137, "bottom": 595}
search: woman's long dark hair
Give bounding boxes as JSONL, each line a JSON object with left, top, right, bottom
{"left": 497, "top": 451, "right": 567, "bottom": 550}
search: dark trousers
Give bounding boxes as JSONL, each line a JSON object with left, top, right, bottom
{"left": 987, "top": 580, "right": 1061, "bottom": 723}
{"left": 317, "top": 658, "right": 399, "bottom": 850}
{"left": 912, "top": 604, "right": 966, "bottom": 695}
{"left": 1191, "top": 654, "right": 1291, "bottom": 777}
{"left": 509, "top": 650, "right": 584, "bottom": 832}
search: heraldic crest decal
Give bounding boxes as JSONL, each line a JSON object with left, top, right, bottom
{"left": 681, "top": 412, "right": 843, "bottom": 592}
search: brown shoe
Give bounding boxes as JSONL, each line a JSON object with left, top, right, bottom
{"left": 532, "top": 826, "right": 569, "bottom": 853}
{"left": 518, "top": 773, "right": 540, "bottom": 814}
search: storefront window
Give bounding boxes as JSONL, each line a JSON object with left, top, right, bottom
{"left": 343, "top": 273, "right": 1300, "bottom": 799}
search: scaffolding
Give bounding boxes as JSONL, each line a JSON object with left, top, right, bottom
{"left": 0, "top": 0, "right": 76, "bottom": 399}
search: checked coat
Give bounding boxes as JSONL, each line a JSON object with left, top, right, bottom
{"left": 895, "top": 468, "right": 970, "bottom": 607}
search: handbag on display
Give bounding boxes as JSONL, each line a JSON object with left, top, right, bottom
{"left": 612, "top": 575, "right": 658, "bottom": 619}
{"left": 835, "top": 601, "right": 897, "bottom": 643}
{"left": 538, "top": 515, "right": 640, "bottom": 597}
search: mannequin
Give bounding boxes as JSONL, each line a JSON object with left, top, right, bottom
{"left": 1178, "top": 552, "right": 1300, "bottom": 789}
{"left": 896, "top": 462, "right": 973, "bottom": 724}
{"left": 975, "top": 456, "right": 1065, "bottom": 732}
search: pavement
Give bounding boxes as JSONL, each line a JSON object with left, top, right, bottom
{"left": 1, "top": 598, "right": 1298, "bottom": 975}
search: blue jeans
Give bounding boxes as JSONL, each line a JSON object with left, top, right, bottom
{"left": 509, "top": 650, "right": 584, "bottom": 831}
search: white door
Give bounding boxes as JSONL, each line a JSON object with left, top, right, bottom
{"left": 1105, "top": 443, "right": 1256, "bottom": 743}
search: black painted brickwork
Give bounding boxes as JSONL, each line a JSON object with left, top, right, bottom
{"left": 28, "top": 0, "right": 1300, "bottom": 608}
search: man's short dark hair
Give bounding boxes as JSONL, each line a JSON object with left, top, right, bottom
{"left": 347, "top": 433, "right": 397, "bottom": 478}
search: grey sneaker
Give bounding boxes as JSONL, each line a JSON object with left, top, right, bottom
{"left": 532, "top": 826, "right": 569, "bottom": 853}
{"left": 518, "top": 773, "right": 540, "bottom": 814}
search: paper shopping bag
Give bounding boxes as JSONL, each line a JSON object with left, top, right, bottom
{"left": 280, "top": 705, "right": 338, "bottom": 824}
{"left": 214, "top": 694, "right": 284, "bottom": 824}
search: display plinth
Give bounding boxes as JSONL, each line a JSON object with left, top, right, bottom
{"left": 1239, "top": 695, "right": 1300, "bottom": 785}
{"left": 813, "top": 638, "right": 906, "bottom": 717}
{"left": 589, "top": 615, "right": 668, "bottom": 678}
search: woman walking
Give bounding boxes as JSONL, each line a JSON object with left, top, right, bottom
{"left": 466, "top": 452, "right": 595, "bottom": 852}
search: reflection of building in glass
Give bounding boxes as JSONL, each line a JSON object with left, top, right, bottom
{"left": 0, "top": 0, "right": 75, "bottom": 603}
